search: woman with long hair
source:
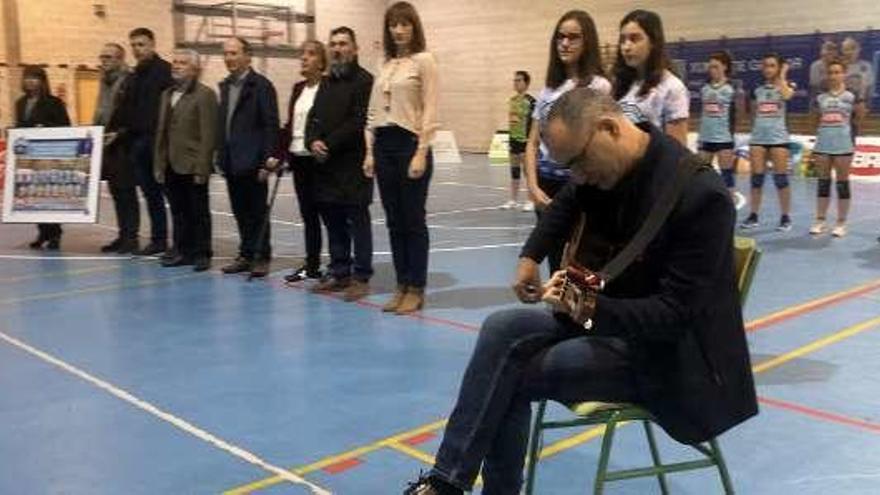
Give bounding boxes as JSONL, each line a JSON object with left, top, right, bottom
{"left": 365, "top": 1, "right": 438, "bottom": 314}
{"left": 523, "top": 9, "right": 610, "bottom": 274}
{"left": 741, "top": 53, "right": 795, "bottom": 231}
{"left": 15, "top": 65, "right": 71, "bottom": 250}
{"left": 810, "top": 59, "right": 856, "bottom": 238}
{"left": 613, "top": 9, "right": 689, "bottom": 145}
{"left": 698, "top": 50, "right": 745, "bottom": 208}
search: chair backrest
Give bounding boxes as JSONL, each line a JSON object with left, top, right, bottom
{"left": 733, "top": 236, "right": 761, "bottom": 308}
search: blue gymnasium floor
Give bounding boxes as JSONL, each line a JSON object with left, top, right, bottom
{"left": 1, "top": 154, "right": 880, "bottom": 495}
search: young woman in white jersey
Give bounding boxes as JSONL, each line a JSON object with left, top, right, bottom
{"left": 698, "top": 51, "right": 745, "bottom": 208}
{"left": 613, "top": 9, "right": 690, "bottom": 145}
{"left": 742, "top": 53, "right": 795, "bottom": 231}
{"left": 810, "top": 59, "right": 856, "bottom": 238}
{"left": 522, "top": 9, "right": 611, "bottom": 274}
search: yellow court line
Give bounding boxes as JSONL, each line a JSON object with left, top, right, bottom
{"left": 752, "top": 315, "right": 880, "bottom": 374}
{"left": 386, "top": 441, "right": 437, "bottom": 466}
{"left": 0, "top": 273, "right": 204, "bottom": 307}
{"left": 0, "top": 265, "right": 123, "bottom": 284}
{"left": 224, "top": 419, "right": 448, "bottom": 495}
{"left": 226, "top": 288, "right": 880, "bottom": 494}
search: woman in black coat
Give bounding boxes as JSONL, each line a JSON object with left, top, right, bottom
{"left": 15, "top": 65, "right": 72, "bottom": 249}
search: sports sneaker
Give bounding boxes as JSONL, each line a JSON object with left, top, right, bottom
{"left": 776, "top": 215, "right": 793, "bottom": 232}
{"left": 500, "top": 200, "right": 517, "bottom": 210}
{"left": 809, "top": 220, "right": 826, "bottom": 235}
{"left": 521, "top": 201, "right": 535, "bottom": 212}
{"left": 831, "top": 223, "right": 847, "bottom": 238}
{"left": 732, "top": 191, "right": 747, "bottom": 211}
{"left": 740, "top": 213, "right": 759, "bottom": 230}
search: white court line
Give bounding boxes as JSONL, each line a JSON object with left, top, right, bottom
{"left": 0, "top": 331, "right": 331, "bottom": 495}
{"left": 435, "top": 181, "right": 508, "bottom": 192}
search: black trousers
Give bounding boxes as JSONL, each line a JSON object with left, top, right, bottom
{"left": 290, "top": 155, "right": 322, "bottom": 272}
{"left": 374, "top": 126, "right": 432, "bottom": 288}
{"left": 130, "top": 134, "right": 167, "bottom": 243}
{"left": 166, "top": 169, "right": 212, "bottom": 259}
{"left": 108, "top": 179, "right": 139, "bottom": 243}
{"left": 36, "top": 223, "right": 62, "bottom": 242}
{"left": 319, "top": 202, "right": 373, "bottom": 282}
{"left": 226, "top": 171, "right": 270, "bottom": 261}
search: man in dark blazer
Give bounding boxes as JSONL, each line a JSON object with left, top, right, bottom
{"left": 405, "top": 88, "right": 758, "bottom": 495}
{"left": 217, "top": 37, "right": 279, "bottom": 278}
{"left": 306, "top": 27, "right": 374, "bottom": 301}
{"left": 119, "top": 27, "right": 174, "bottom": 256}
{"left": 94, "top": 43, "right": 137, "bottom": 254}
{"left": 154, "top": 49, "right": 218, "bottom": 272}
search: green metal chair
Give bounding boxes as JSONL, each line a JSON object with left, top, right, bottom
{"left": 523, "top": 237, "right": 761, "bottom": 495}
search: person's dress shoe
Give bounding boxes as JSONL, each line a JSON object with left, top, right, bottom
{"left": 222, "top": 257, "right": 252, "bottom": 274}
{"left": 135, "top": 241, "right": 167, "bottom": 256}
{"left": 250, "top": 260, "right": 270, "bottom": 278}
{"left": 161, "top": 255, "right": 194, "bottom": 268}
{"left": 193, "top": 257, "right": 211, "bottom": 272}
{"left": 101, "top": 239, "right": 121, "bottom": 253}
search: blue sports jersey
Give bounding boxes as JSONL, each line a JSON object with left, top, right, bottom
{"left": 750, "top": 84, "right": 790, "bottom": 145}
{"left": 698, "top": 82, "right": 735, "bottom": 144}
{"left": 814, "top": 90, "right": 855, "bottom": 155}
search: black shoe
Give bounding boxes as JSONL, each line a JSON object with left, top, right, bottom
{"left": 46, "top": 238, "right": 60, "bottom": 251}
{"left": 222, "top": 257, "right": 252, "bottom": 274}
{"left": 116, "top": 239, "right": 139, "bottom": 255}
{"left": 160, "top": 249, "right": 179, "bottom": 262}
{"left": 28, "top": 238, "right": 46, "bottom": 250}
{"left": 135, "top": 241, "right": 168, "bottom": 256}
{"left": 101, "top": 239, "right": 122, "bottom": 253}
{"left": 250, "top": 260, "right": 271, "bottom": 278}
{"left": 403, "top": 473, "right": 462, "bottom": 495}
{"left": 193, "top": 257, "right": 211, "bottom": 272}
{"left": 284, "top": 265, "right": 322, "bottom": 283}
{"left": 161, "top": 255, "right": 194, "bottom": 267}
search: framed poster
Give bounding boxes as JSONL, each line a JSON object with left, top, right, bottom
{"left": 2, "top": 126, "right": 103, "bottom": 224}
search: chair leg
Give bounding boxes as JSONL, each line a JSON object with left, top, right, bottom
{"left": 523, "top": 401, "right": 547, "bottom": 495}
{"left": 593, "top": 417, "right": 618, "bottom": 495}
{"left": 643, "top": 421, "right": 670, "bottom": 495}
{"left": 709, "top": 438, "right": 735, "bottom": 495}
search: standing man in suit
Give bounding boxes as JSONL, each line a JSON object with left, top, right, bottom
{"left": 94, "top": 42, "right": 137, "bottom": 254}
{"left": 217, "top": 37, "right": 279, "bottom": 278}
{"left": 154, "top": 49, "right": 218, "bottom": 272}
{"left": 120, "top": 27, "right": 174, "bottom": 256}
{"left": 306, "top": 27, "right": 375, "bottom": 301}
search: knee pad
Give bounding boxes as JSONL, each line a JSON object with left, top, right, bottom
{"left": 836, "top": 180, "right": 851, "bottom": 200}
{"left": 817, "top": 178, "right": 831, "bottom": 198}
{"left": 720, "top": 168, "right": 735, "bottom": 189}
{"left": 750, "top": 173, "right": 766, "bottom": 189}
{"left": 773, "top": 173, "right": 789, "bottom": 190}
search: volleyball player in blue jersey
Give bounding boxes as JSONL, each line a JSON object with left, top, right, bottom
{"left": 810, "top": 59, "right": 856, "bottom": 238}
{"left": 698, "top": 51, "right": 744, "bottom": 208}
{"left": 742, "top": 53, "right": 795, "bottom": 231}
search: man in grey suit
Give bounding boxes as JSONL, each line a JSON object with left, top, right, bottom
{"left": 154, "top": 49, "right": 218, "bottom": 272}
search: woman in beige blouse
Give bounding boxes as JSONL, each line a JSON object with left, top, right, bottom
{"left": 365, "top": 1, "right": 439, "bottom": 314}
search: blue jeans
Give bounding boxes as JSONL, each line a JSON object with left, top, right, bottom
{"left": 130, "top": 134, "right": 167, "bottom": 243}
{"left": 319, "top": 203, "right": 373, "bottom": 282}
{"left": 374, "top": 126, "right": 432, "bottom": 288}
{"left": 432, "top": 308, "right": 639, "bottom": 493}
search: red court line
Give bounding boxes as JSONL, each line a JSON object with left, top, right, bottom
{"left": 758, "top": 396, "right": 880, "bottom": 433}
{"left": 271, "top": 275, "right": 880, "bottom": 336}
{"left": 321, "top": 457, "right": 363, "bottom": 475}
{"left": 401, "top": 431, "right": 437, "bottom": 446}
{"left": 745, "top": 278, "right": 880, "bottom": 333}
